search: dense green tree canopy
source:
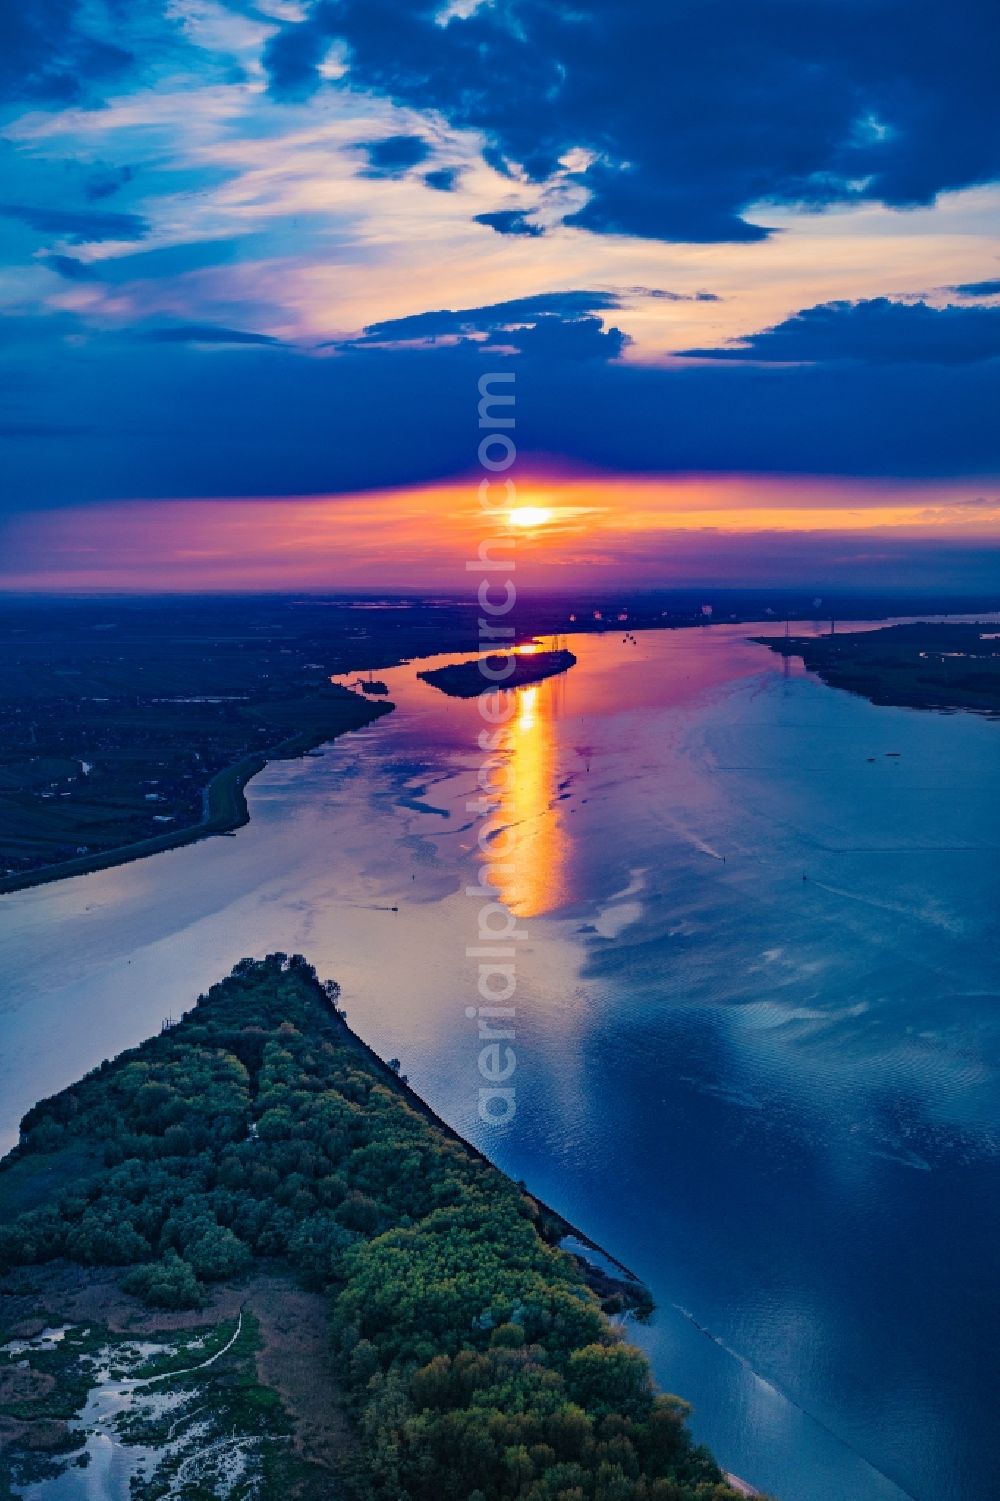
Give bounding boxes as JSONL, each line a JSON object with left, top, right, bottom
{"left": 0, "top": 955, "right": 749, "bottom": 1501}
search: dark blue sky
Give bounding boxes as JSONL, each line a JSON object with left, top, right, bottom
{"left": 0, "top": 0, "right": 998, "bottom": 584}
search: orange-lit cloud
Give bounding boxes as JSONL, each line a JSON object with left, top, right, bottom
{"left": 2, "top": 473, "right": 998, "bottom": 592}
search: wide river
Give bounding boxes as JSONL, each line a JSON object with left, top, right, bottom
{"left": 1, "top": 623, "right": 998, "bottom": 1501}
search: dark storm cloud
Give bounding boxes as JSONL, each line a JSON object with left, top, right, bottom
{"left": 354, "top": 290, "right": 622, "bottom": 336}
{"left": 473, "top": 210, "right": 544, "bottom": 237}
{"left": 84, "top": 164, "right": 136, "bottom": 202}
{"left": 2, "top": 320, "right": 998, "bottom": 518}
{"left": 563, "top": 163, "right": 770, "bottom": 244}
{"left": 0, "top": 0, "right": 133, "bottom": 103}
{"left": 45, "top": 254, "right": 100, "bottom": 281}
{"left": 342, "top": 291, "right": 628, "bottom": 359}
{"left": 481, "top": 145, "right": 516, "bottom": 180}
{"left": 512, "top": 314, "right": 628, "bottom": 361}
{"left": 952, "top": 279, "right": 1000, "bottom": 298}
{"left": 262, "top": 0, "right": 1000, "bottom": 244}
{"left": 135, "top": 324, "right": 282, "bottom": 346}
{"left": 0, "top": 203, "right": 149, "bottom": 242}
{"left": 422, "top": 167, "right": 462, "bottom": 193}
{"left": 682, "top": 298, "right": 1000, "bottom": 365}
{"left": 259, "top": 0, "right": 338, "bottom": 101}
{"left": 93, "top": 241, "right": 242, "bottom": 283}
{"left": 354, "top": 133, "right": 432, "bottom": 178}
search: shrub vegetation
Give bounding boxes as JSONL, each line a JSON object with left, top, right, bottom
{"left": 0, "top": 955, "right": 747, "bottom": 1501}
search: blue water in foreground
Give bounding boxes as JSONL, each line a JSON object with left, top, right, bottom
{"left": 1, "top": 623, "right": 998, "bottom": 1501}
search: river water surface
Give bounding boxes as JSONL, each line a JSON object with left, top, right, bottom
{"left": 1, "top": 623, "right": 998, "bottom": 1501}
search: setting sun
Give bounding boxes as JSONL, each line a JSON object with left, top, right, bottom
{"left": 508, "top": 506, "right": 552, "bottom": 530}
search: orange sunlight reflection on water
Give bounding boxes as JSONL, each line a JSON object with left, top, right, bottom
{"left": 489, "top": 676, "right": 569, "bottom": 918}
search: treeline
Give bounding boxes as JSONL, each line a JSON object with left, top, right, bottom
{"left": 0, "top": 956, "right": 752, "bottom": 1501}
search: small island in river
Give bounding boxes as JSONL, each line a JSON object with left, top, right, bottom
{"left": 0, "top": 955, "right": 757, "bottom": 1501}
{"left": 418, "top": 648, "right": 577, "bottom": 699}
{"left": 756, "top": 622, "right": 1000, "bottom": 715}
{"left": 4, "top": 595, "right": 988, "bottom": 895}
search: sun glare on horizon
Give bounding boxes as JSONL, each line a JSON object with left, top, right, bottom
{"left": 508, "top": 505, "right": 553, "bottom": 530}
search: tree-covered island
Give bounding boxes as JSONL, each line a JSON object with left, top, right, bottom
{"left": 0, "top": 956, "right": 759, "bottom": 1501}
{"left": 418, "top": 650, "right": 577, "bottom": 698}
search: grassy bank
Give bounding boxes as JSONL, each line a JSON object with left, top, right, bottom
{"left": 0, "top": 695, "right": 392, "bottom": 897}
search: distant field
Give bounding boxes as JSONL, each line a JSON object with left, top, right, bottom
{"left": 0, "top": 691, "right": 392, "bottom": 891}
{"left": 0, "top": 596, "right": 597, "bottom": 888}
{"left": 0, "top": 599, "right": 419, "bottom": 889}
{"left": 758, "top": 621, "right": 1000, "bottom": 714}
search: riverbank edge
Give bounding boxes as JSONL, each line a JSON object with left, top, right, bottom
{"left": 305, "top": 992, "right": 761, "bottom": 1493}
{"left": 309, "top": 979, "right": 650, "bottom": 1305}
{"left": 1, "top": 609, "right": 937, "bottom": 900}
{"left": 753, "top": 624, "right": 1000, "bottom": 718}
{"left": 0, "top": 954, "right": 760, "bottom": 1496}
{"left": 0, "top": 960, "right": 648, "bottom": 1310}
{"left": 0, "top": 699, "right": 394, "bottom": 899}
{"left": 0, "top": 644, "right": 583, "bottom": 898}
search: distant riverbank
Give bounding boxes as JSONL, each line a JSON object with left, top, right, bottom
{"left": 0, "top": 645, "right": 579, "bottom": 898}
{"left": 757, "top": 621, "right": 1000, "bottom": 717}
{"left": 5, "top": 596, "right": 989, "bottom": 898}
{"left": 0, "top": 695, "right": 392, "bottom": 898}
{"left": 0, "top": 646, "right": 580, "bottom": 898}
